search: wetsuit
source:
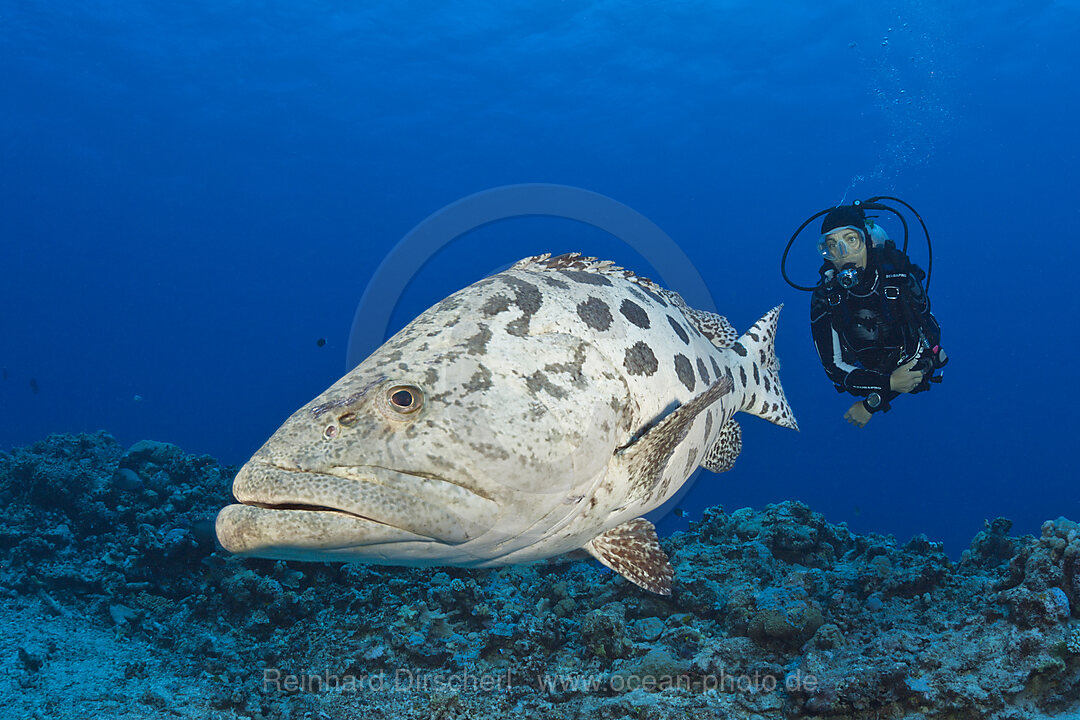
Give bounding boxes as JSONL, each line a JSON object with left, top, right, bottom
{"left": 810, "top": 240, "right": 943, "bottom": 413}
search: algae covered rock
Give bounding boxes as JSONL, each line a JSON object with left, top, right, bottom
{"left": 120, "top": 439, "right": 184, "bottom": 468}
{"left": 581, "top": 603, "right": 632, "bottom": 659}
{"left": 967, "top": 517, "right": 1017, "bottom": 566}
{"left": 610, "top": 648, "right": 686, "bottom": 691}
{"left": 3, "top": 432, "right": 1080, "bottom": 720}
{"left": 747, "top": 585, "right": 824, "bottom": 649}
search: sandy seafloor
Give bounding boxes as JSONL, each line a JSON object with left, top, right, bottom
{"left": 2, "top": 432, "right": 1078, "bottom": 720}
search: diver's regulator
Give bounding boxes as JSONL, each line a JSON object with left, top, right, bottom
{"left": 836, "top": 264, "right": 860, "bottom": 289}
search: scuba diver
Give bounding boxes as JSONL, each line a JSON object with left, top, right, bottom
{"left": 781, "top": 198, "right": 948, "bottom": 427}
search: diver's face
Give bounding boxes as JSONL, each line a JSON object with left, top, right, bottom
{"left": 823, "top": 228, "right": 867, "bottom": 268}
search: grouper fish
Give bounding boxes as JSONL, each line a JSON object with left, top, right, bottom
{"left": 216, "top": 253, "right": 797, "bottom": 595}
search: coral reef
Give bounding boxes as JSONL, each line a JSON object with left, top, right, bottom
{"left": 0, "top": 432, "right": 1077, "bottom": 719}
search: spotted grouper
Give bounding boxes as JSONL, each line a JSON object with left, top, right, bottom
{"left": 216, "top": 253, "right": 797, "bottom": 594}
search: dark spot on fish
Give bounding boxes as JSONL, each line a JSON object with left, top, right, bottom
{"left": 686, "top": 316, "right": 703, "bottom": 337}
{"left": 509, "top": 278, "right": 543, "bottom": 312}
{"left": 749, "top": 393, "right": 756, "bottom": 408}
{"left": 480, "top": 293, "right": 512, "bottom": 317}
{"left": 761, "top": 400, "right": 770, "bottom": 414}
{"left": 623, "top": 341, "right": 658, "bottom": 376}
{"left": 711, "top": 357, "right": 722, "bottom": 379}
{"left": 435, "top": 296, "right": 462, "bottom": 314}
{"left": 620, "top": 299, "right": 650, "bottom": 329}
{"left": 542, "top": 275, "right": 570, "bottom": 290}
{"left": 424, "top": 367, "right": 439, "bottom": 386}
{"left": 609, "top": 396, "right": 621, "bottom": 412}
{"left": 627, "top": 286, "right": 651, "bottom": 305}
{"left": 752, "top": 362, "right": 760, "bottom": 384}
{"left": 639, "top": 285, "right": 668, "bottom": 307}
{"left": 466, "top": 324, "right": 493, "bottom": 355}
{"left": 683, "top": 446, "right": 699, "bottom": 475}
{"left": 667, "top": 316, "right": 689, "bottom": 344}
{"left": 463, "top": 365, "right": 493, "bottom": 394}
{"left": 560, "top": 270, "right": 612, "bottom": 286}
{"left": 764, "top": 375, "right": 771, "bottom": 393}
{"left": 732, "top": 342, "right": 748, "bottom": 357}
{"left": 469, "top": 442, "right": 510, "bottom": 461}
{"left": 316, "top": 338, "right": 326, "bottom": 347}
{"left": 525, "top": 371, "right": 568, "bottom": 399}
{"left": 577, "top": 297, "right": 612, "bottom": 331}
{"left": 747, "top": 331, "right": 760, "bottom": 341}
{"left": 674, "top": 354, "right": 695, "bottom": 392}
{"left": 704, "top": 411, "right": 713, "bottom": 441}
{"left": 501, "top": 277, "right": 543, "bottom": 337}
{"left": 739, "top": 367, "right": 747, "bottom": 387}
{"left": 696, "top": 357, "right": 710, "bottom": 385}
{"left": 544, "top": 344, "right": 589, "bottom": 388}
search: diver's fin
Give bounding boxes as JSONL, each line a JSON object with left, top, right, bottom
{"left": 616, "top": 375, "right": 734, "bottom": 494}
{"left": 732, "top": 305, "right": 799, "bottom": 431}
{"left": 701, "top": 419, "right": 742, "bottom": 473}
{"left": 584, "top": 518, "right": 673, "bottom": 596}
{"left": 683, "top": 306, "right": 738, "bottom": 348}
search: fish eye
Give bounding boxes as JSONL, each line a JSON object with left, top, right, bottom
{"left": 323, "top": 425, "right": 338, "bottom": 439}
{"left": 386, "top": 385, "right": 424, "bottom": 415}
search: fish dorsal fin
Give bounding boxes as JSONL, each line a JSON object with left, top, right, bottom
{"left": 513, "top": 252, "right": 628, "bottom": 276}
{"left": 512, "top": 253, "right": 670, "bottom": 296}
{"left": 701, "top": 419, "right": 742, "bottom": 473}
{"left": 617, "top": 375, "right": 734, "bottom": 494}
{"left": 513, "top": 254, "right": 736, "bottom": 348}
{"left": 584, "top": 518, "right": 673, "bottom": 595}
{"left": 682, "top": 306, "right": 738, "bottom": 348}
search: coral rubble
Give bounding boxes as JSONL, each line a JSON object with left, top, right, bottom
{"left": 0, "top": 432, "right": 1077, "bottom": 719}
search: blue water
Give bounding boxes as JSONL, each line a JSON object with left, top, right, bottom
{"left": 2, "top": 1, "right": 1077, "bottom": 556}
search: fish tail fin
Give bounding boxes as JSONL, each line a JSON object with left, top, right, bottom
{"left": 736, "top": 305, "right": 799, "bottom": 431}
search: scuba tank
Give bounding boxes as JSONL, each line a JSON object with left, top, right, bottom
{"left": 865, "top": 218, "right": 889, "bottom": 248}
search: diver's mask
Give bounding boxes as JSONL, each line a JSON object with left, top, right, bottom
{"left": 817, "top": 226, "right": 865, "bottom": 263}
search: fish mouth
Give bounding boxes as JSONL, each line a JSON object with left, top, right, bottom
{"left": 215, "top": 462, "right": 499, "bottom": 556}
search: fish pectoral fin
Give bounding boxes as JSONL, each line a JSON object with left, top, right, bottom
{"left": 616, "top": 375, "right": 733, "bottom": 492}
{"left": 701, "top": 419, "right": 742, "bottom": 474}
{"left": 584, "top": 518, "right": 673, "bottom": 596}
